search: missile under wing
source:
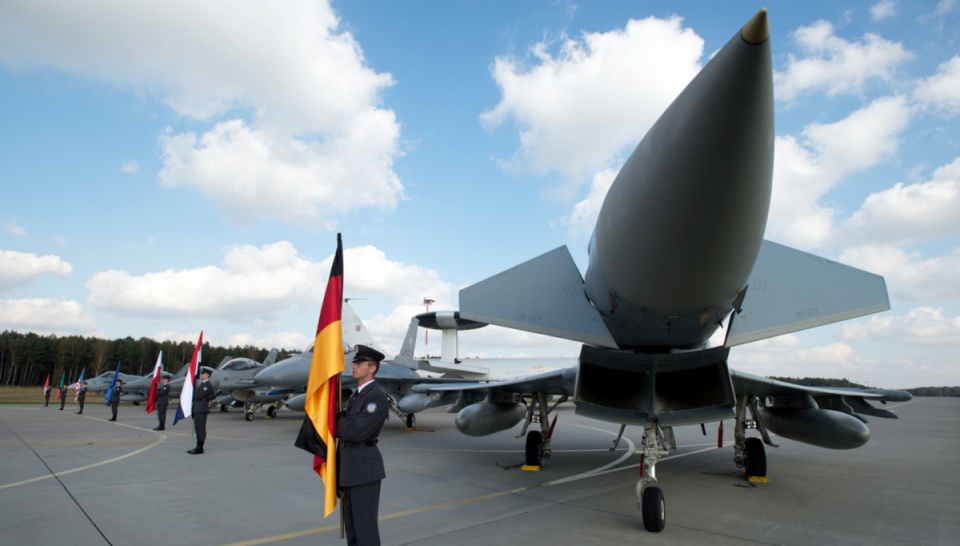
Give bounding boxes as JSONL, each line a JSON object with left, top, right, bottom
{"left": 456, "top": 9, "right": 904, "bottom": 533}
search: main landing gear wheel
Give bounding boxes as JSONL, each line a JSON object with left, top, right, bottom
{"left": 266, "top": 405, "right": 277, "bottom": 418}
{"left": 525, "top": 430, "right": 544, "bottom": 467}
{"left": 405, "top": 413, "right": 416, "bottom": 429}
{"left": 220, "top": 404, "right": 228, "bottom": 412}
{"left": 745, "top": 437, "right": 767, "bottom": 477}
{"left": 641, "top": 486, "right": 666, "bottom": 532}
{"left": 244, "top": 412, "right": 254, "bottom": 422}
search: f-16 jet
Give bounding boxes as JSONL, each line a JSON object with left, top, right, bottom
{"left": 429, "top": 8, "right": 910, "bottom": 532}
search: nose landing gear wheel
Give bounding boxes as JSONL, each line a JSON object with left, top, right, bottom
{"left": 641, "top": 486, "right": 666, "bottom": 532}
{"left": 244, "top": 412, "right": 254, "bottom": 422}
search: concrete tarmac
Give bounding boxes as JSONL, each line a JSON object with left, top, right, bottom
{"left": 1, "top": 396, "right": 957, "bottom": 545}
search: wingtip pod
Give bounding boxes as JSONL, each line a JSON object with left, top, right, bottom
{"left": 741, "top": 8, "right": 769, "bottom": 44}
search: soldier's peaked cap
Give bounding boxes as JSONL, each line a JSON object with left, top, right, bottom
{"left": 352, "top": 345, "right": 385, "bottom": 363}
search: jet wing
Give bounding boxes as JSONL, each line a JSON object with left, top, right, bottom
{"left": 726, "top": 240, "right": 890, "bottom": 346}
{"left": 459, "top": 246, "right": 617, "bottom": 348}
{"left": 731, "top": 369, "right": 910, "bottom": 419}
{"left": 412, "top": 366, "right": 577, "bottom": 396}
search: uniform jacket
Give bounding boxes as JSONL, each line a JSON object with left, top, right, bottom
{"left": 77, "top": 386, "right": 87, "bottom": 401}
{"left": 156, "top": 383, "right": 170, "bottom": 407}
{"left": 337, "top": 381, "right": 389, "bottom": 487}
{"left": 193, "top": 380, "right": 216, "bottom": 414}
{"left": 110, "top": 384, "right": 123, "bottom": 407}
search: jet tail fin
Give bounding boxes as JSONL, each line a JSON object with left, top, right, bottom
{"left": 388, "top": 315, "right": 421, "bottom": 370}
{"left": 262, "top": 349, "right": 279, "bottom": 367}
{"left": 342, "top": 299, "right": 384, "bottom": 353}
{"left": 460, "top": 246, "right": 617, "bottom": 348}
{"left": 726, "top": 240, "right": 890, "bottom": 346}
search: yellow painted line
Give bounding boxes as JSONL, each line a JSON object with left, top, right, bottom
{"left": 221, "top": 432, "right": 727, "bottom": 546}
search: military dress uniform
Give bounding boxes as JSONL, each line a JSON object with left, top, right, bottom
{"left": 109, "top": 381, "right": 123, "bottom": 421}
{"left": 58, "top": 386, "right": 68, "bottom": 410}
{"left": 154, "top": 378, "right": 170, "bottom": 430}
{"left": 76, "top": 383, "right": 87, "bottom": 414}
{"left": 189, "top": 370, "right": 217, "bottom": 454}
{"left": 337, "top": 378, "right": 389, "bottom": 546}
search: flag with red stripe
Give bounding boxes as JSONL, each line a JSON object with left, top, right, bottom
{"left": 294, "top": 233, "right": 344, "bottom": 518}
{"left": 146, "top": 351, "right": 163, "bottom": 413}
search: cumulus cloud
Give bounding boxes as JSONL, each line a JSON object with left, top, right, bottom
{"left": 0, "top": 298, "right": 96, "bottom": 333}
{"left": 913, "top": 55, "right": 960, "bottom": 117}
{"left": 775, "top": 20, "right": 912, "bottom": 101}
{"left": 562, "top": 167, "right": 616, "bottom": 237}
{"left": 732, "top": 335, "right": 879, "bottom": 379}
{"left": 767, "top": 96, "right": 912, "bottom": 247}
{"left": 121, "top": 160, "right": 139, "bottom": 174}
{"left": 841, "top": 306, "right": 960, "bottom": 345}
{"left": 838, "top": 245, "right": 960, "bottom": 302}
{"left": 0, "top": 249, "right": 73, "bottom": 291}
{"left": 836, "top": 157, "right": 960, "bottom": 246}
{"left": 481, "top": 16, "right": 704, "bottom": 191}
{"left": 871, "top": 0, "right": 897, "bottom": 20}
{"left": 86, "top": 241, "right": 456, "bottom": 327}
{"left": 2, "top": 220, "right": 26, "bottom": 236}
{"left": 0, "top": 0, "right": 403, "bottom": 229}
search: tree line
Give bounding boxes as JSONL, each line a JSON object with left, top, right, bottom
{"left": 0, "top": 330, "right": 296, "bottom": 387}
{"left": 772, "top": 376, "right": 959, "bottom": 397}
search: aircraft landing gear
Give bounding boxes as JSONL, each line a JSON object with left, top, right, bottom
{"left": 405, "top": 412, "right": 416, "bottom": 429}
{"left": 517, "top": 392, "right": 565, "bottom": 469}
{"left": 245, "top": 411, "right": 254, "bottom": 421}
{"left": 733, "top": 394, "right": 774, "bottom": 478}
{"left": 266, "top": 405, "right": 277, "bottom": 418}
{"left": 637, "top": 420, "right": 671, "bottom": 532}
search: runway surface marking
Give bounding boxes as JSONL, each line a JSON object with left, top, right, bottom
{"left": 221, "top": 427, "right": 726, "bottom": 546}
{"left": 0, "top": 419, "right": 167, "bottom": 491}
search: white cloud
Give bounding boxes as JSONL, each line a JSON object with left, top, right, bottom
{"left": 732, "top": 335, "right": 877, "bottom": 379}
{"left": 0, "top": 298, "right": 96, "bottom": 333}
{"left": 838, "top": 245, "right": 960, "bottom": 302}
{"left": 768, "top": 96, "right": 912, "bottom": 247}
{"left": 159, "top": 117, "right": 403, "bottom": 229}
{"left": 85, "top": 242, "right": 456, "bottom": 329}
{"left": 841, "top": 306, "right": 960, "bottom": 345}
{"left": 836, "top": 157, "right": 960, "bottom": 245}
{"left": 121, "top": 160, "right": 139, "bottom": 174}
{"left": 0, "top": 249, "right": 73, "bottom": 291}
{"left": 871, "top": 1, "right": 897, "bottom": 20}
{"left": 775, "top": 20, "right": 912, "bottom": 101}
{"left": 2, "top": 220, "right": 26, "bottom": 236}
{"left": 562, "top": 167, "right": 616, "bottom": 237}
{"left": 0, "top": 0, "right": 403, "bottom": 229}
{"left": 913, "top": 55, "right": 960, "bottom": 117}
{"left": 481, "top": 16, "right": 704, "bottom": 190}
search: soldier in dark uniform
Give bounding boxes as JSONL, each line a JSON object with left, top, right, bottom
{"left": 188, "top": 367, "right": 216, "bottom": 454}
{"left": 108, "top": 379, "right": 123, "bottom": 421}
{"left": 76, "top": 381, "right": 87, "bottom": 414}
{"left": 154, "top": 374, "right": 171, "bottom": 431}
{"left": 337, "top": 345, "right": 389, "bottom": 546}
{"left": 58, "top": 385, "right": 68, "bottom": 410}
{"left": 44, "top": 385, "right": 51, "bottom": 406}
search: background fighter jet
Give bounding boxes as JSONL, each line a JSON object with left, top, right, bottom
{"left": 434, "top": 9, "right": 910, "bottom": 533}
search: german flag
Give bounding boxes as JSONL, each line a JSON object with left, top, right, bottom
{"left": 294, "top": 233, "right": 345, "bottom": 518}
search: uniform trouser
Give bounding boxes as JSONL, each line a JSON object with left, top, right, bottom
{"left": 342, "top": 481, "right": 381, "bottom": 546}
{"left": 111, "top": 403, "right": 119, "bottom": 419}
{"left": 158, "top": 405, "right": 168, "bottom": 427}
{"left": 194, "top": 413, "right": 207, "bottom": 445}
{"left": 59, "top": 397, "right": 66, "bottom": 410}
{"left": 78, "top": 400, "right": 84, "bottom": 413}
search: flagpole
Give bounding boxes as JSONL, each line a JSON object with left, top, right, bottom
{"left": 337, "top": 372, "right": 344, "bottom": 540}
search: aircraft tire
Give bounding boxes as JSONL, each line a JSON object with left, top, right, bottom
{"left": 220, "top": 404, "right": 228, "bottom": 412}
{"left": 405, "top": 413, "right": 416, "bottom": 429}
{"left": 745, "top": 437, "right": 766, "bottom": 477}
{"left": 267, "top": 405, "right": 277, "bottom": 418}
{"left": 525, "top": 430, "right": 543, "bottom": 467}
{"left": 244, "top": 412, "right": 254, "bottom": 422}
{"left": 641, "top": 486, "right": 666, "bottom": 532}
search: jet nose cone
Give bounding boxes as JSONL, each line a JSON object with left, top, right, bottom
{"left": 741, "top": 8, "right": 769, "bottom": 44}
{"left": 254, "top": 367, "right": 282, "bottom": 386}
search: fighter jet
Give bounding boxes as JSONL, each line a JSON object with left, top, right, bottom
{"left": 439, "top": 9, "right": 910, "bottom": 532}
{"left": 84, "top": 371, "right": 144, "bottom": 393}
{"left": 257, "top": 302, "right": 574, "bottom": 428}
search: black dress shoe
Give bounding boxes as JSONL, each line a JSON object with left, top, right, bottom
{"left": 108, "top": 418, "right": 116, "bottom": 421}
{"left": 153, "top": 426, "right": 162, "bottom": 430}
{"left": 187, "top": 448, "right": 204, "bottom": 454}
{"left": 76, "top": 411, "right": 82, "bottom": 414}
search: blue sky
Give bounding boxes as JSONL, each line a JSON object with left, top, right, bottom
{"left": 1, "top": 1, "right": 958, "bottom": 388}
